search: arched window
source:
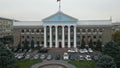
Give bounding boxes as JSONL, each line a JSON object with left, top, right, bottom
{"left": 82, "top": 29, "right": 86, "bottom": 32}
{"left": 36, "top": 29, "right": 39, "bottom": 33}
{"left": 99, "top": 29, "right": 103, "bottom": 32}
{"left": 21, "top": 30, "right": 24, "bottom": 33}
{"left": 27, "top": 36, "right": 29, "bottom": 39}
{"left": 31, "top": 29, "right": 34, "bottom": 33}
{"left": 64, "top": 26, "right": 68, "bottom": 33}
{"left": 99, "top": 35, "right": 102, "bottom": 38}
{"left": 70, "top": 26, "right": 74, "bottom": 32}
{"left": 22, "top": 36, "right": 24, "bottom": 38}
{"left": 82, "top": 35, "right": 85, "bottom": 38}
{"left": 93, "top": 29, "right": 97, "bottom": 32}
{"left": 37, "top": 41, "right": 39, "bottom": 46}
{"left": 93, "top": 35, "right": 96, "bottom": 38}
{"left": 88, "top": 29, "right": 91, "bottom": 32}
{"left": 26, "top": 29, "right": 29, "bottom": 32}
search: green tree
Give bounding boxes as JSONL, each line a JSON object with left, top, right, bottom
{"left": 17, "top": 43, "right": 21, "bottom": 49}
{"left": 103, "top": 41, "right": 120, "bottom": 68}
{"left": 89, "top": 39, "right": 93, "bottom": 49}
{"left": 24, "top": 39, "right": 29, "bottom": 49}
{"left": 0, "top": 42, "right": 16, "bottom": 68}
{"left": 31, "top": 40, "right": 34, "bottom": 48}
{"left": 96, "top": 55, "right": 117, "bottom": 68}
{"left": 112, "top": 30, "right": 120, "bottom": 45}
{"left": 96, "top": 39, "right": 102, "bottom": 51}
{"left": 81, "top": 38, "right": 85, "bottom": 48}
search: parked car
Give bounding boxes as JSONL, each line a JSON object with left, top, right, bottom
{"left": 79, "top": 55, "right": 84, "bottom": 60}
{"left": 63, "top": 52, "right": 69, "bottom": 60}
{"left": 88, "top": 48, "right": 93, "bottom": 53}
{"left": 23, "top": 49, "right": 28, "bottom": 53}
{"left": 55, "top": 55, "right": 61, "bottom": 60}
{"left": 40, "top": 54, "right": 46, "bottom": 60}
{"left": 69, "top": 55, "right": 76, "bottom": 60}
{"left": 68, "top": 48, "right": 78, "bottom": 53}
{"left": 83, "top": 48, "right": 88, "bottom": 53}
{"left": 74, "top": 48, "right": 79, "bottom": 52}
{"left": 79, "top": 49, "right": 85, "bottom": 53}
{"left": 68, "top": 49, "right": 75, "bottom": 53}
{"left": 28, "top": 49, "right": 32, "bottom": 53}
{"left": 46, "top": 55, "right": 52, "bottom": 60}
{"left": 17, "top": 49, "right": 22, "bottom": 53}
{"left": 85, "top": 55, "right": 92, "bottom": 60}
{"left": 17, "top": 53, "right": 24, "bottom": 60}
{"left": 33, "top": 54, "right": 40, "bottom": 59}
{"left": 25, "top": 54, "right": 31, "bottom": 59}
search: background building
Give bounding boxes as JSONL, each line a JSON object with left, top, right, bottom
{"left": 0, "top": 17, "right": 14, "bottom": 38}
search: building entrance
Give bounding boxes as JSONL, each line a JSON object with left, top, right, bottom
{"left": 59, "top": 42, "right": 62, "bottom": 48}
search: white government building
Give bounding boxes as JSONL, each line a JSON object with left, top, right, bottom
{"left": 13, "top": 11, "right": 119, "bottom": 48}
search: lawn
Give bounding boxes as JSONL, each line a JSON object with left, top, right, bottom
{"left": 16, "top": 59, "right": 42, "bottom": 68}
{"left": 68, "top": 60, "right": 96, "bottom": 68}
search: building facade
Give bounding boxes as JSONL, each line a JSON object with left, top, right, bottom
{"left": 0, "top": 17, "right": 14, "bottom": 38}
{"left": 13, "top": 11, "right": 120, "bottom": 48}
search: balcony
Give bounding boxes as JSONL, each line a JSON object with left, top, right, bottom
{"left": 26, "top": 32, "right": 30, "bottom": 34}
{"left": 36, "top": 33, "right": 40, "bottom": 34}
{"left": 98, "top": 32, "right": 103, "bottom": 35}
{"left": 87, "top": 32, "right": 92, "bottom": 34}
{"left": 21, "top": 33, "right": 25, "bottom": 34}
{"left": 31, "top": 33, "right": 35, "bottom": 34}
{"left": 92, "top": 32, "right": 97, "bottom": 35}
{"left": 81, "top": 32, "right": 86, "bottom": 35}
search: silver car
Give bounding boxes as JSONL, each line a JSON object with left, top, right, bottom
{"left": 47, "top": 55, "right": 52, "bottom": 60}
{"left": 40, "top": 54, "right": 46, "bottom": 60}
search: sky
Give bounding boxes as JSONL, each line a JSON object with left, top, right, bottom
{"left": 0, "top": 0, "right": 120, "bottom": 22}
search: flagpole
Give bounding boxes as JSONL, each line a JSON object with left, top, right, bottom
{"left": 59, "top": 0, "right": 61, "bottom": 11}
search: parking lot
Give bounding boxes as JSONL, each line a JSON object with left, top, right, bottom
{"left": 12, "top": 48, "right": 102, "bottom": 61}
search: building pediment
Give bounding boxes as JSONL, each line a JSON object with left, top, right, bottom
{"left": 42, "top": 11, "right": 78, "bottom": 22}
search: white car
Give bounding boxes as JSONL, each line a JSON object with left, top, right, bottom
{"left": 85, "top": 55, "right": 92, "bottom": 60}
{"left": 88, "top": 48, "right": 93, "bottom": 53}
{"left": 79, "top": 49, "right": 85, "bottom": 53}
{"left": 63, "top": 52, "right": 69, "bottom": 60}
{"left": 68, "top": 49, "right": 75, "bottom": 53}
{"left": 17, "top": 53, "right": 24, "bottom": 59}
{"left": 79, "top": 55, "right": 84, "bottom": 60}
{"left": 47, "top": 55, "right": 52, "bottom": 60}
{"left": 83, "top": 48, "right": 88, "bottom": 53}
{"left": 74, "top": 48, "right": 78, "bottom": 52}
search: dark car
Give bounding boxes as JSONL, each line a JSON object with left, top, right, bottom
{"left": 69, "top": 55, "right": 76, "bottom": 60}
{"left": 55, "top": 55, "right": 60, "bottom": 60}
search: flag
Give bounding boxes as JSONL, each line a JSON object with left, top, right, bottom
{"left": 57, "top": 0, "right": 60, "bottom": 2}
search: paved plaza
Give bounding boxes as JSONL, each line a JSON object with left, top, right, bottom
{"left": 31, "top": 60, "right": 76, "bottom": 68}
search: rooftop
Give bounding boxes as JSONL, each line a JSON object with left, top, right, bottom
{"left": 0, "top": 17, "right": 18, "bottom": 21}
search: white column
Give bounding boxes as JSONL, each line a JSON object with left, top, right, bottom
{"left": 55, "top": 26, "right": 58, "bottom": 48}
{"left": 62, "top": 26, "right": 65, "bottom": 48}
{"left": 50, "top": 26, "right": 52, "bottom": 48}
{"left": 68, "top": 26, "right": 71, "bottom": 48}
{"left": 74, "top": 26, "right": 77, "bottom": 48}
{"left": 44, "top": 26, "right": 47, "bottom": 48}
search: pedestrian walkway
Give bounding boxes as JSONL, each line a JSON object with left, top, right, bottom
{"left": 31, "top": 60, "right": 76, "bottom": 68}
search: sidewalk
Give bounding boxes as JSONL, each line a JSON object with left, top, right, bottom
{"left": 31, "top": 60, "right": 76, "bottom": 68}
